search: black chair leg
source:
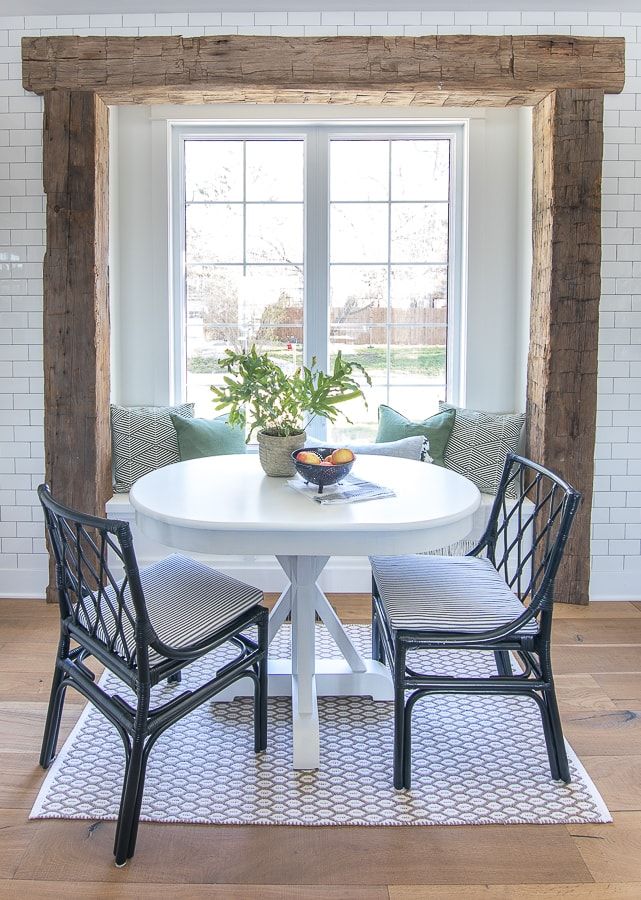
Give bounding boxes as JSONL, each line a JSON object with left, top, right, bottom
{"left": 544, "top": 686, "right": 571, "bottom": 783}
{"left": 372, "top": 606, "right": 385, "bottom": 664}
{"left": 494, "top": 650, "right": 512, "bottom": 677}
{"left": 537, "top": 693, "right": 561, "bottom": 781}
{"left": 255, "top": 613, "right": 268, "bottom": 753}
{"left": 114, "top": 734, "right": 146, "bottom": 867}
{"left": 167, "top": 671, "right": 182, "bottom": 684}
{"left": 393, "top": 642, "right": 407, "bottom": 789}
{"left": 40, "top": 640, "right": 70, "bottom": 768}
{"left": 402, "top": 697, "right": 413, "bottom": 790}
{"left": 125, "top": 744, "right": 153, "bottom": 861}
{"left": 393, "top": 691, "right": 406, "bottom": 789}
{"left": 537, "top": 642, "right": 571, "bottom": 783}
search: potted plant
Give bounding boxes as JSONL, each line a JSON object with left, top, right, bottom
{"left": 211, "top": 345, "right": 371, "bottom": 476}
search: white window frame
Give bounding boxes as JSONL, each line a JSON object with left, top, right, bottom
{"left": 170, "top": 121, "right": 467, "bottom": 436}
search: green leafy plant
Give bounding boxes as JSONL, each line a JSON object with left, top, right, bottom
{"left": 211, "top": 345, "right": 372, "bottom": 441}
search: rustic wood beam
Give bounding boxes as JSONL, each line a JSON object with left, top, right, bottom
{"left": 22, "top": 35, "right": 625, "bottom": 103}
{"left": 43, "top": 90, "right": 111, "bottom": 602}
{"left": 526, "top": 88, "right": 604, "bottom": 605}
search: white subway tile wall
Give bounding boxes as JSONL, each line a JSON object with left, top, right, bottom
{"left": 0, "top": 9, "right": 639, "bottom": 597}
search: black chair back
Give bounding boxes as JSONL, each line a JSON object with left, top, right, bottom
{"left": 478, "top": 453, "right": 582, "bottom": 609}
{"left": 38, "top": 484, "right": 151, "bottom": 675}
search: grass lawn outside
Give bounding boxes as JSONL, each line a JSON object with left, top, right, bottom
{"left": 188, "top": 343, "right": 446, "bottom": 378}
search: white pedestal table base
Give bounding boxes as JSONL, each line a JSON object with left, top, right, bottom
{"left": 213, "top": 554, "right": 394, "bottom": 770}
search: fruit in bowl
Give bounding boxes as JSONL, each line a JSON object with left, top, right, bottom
{"left": 329, "top": 448, "right": 355, "bottom": 464}
{"left": 291, "top": 446, "right": 356, "bottom": 493}
{"left": 295, "top": 450, "right": 322, "bottom": 465}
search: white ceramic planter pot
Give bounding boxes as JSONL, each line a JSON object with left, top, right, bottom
{"left": 257, "top": 430, "right": 306, "bottom": 477}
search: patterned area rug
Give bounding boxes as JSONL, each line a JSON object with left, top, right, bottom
{"left": 31, "top": 625, "right": 610, "bottom": 826}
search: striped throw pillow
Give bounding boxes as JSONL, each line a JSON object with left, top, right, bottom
{"left": 111, "top": 403, "right": 195, "bottom": 492}
{"left": 439, "top": 403, "right": 525, "bottom": 496}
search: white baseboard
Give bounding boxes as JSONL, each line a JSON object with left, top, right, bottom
{"left": 589, "top": 572, "right": 641, "bottom": 601}
{"left": 0, "top": 567, "right": 49, "bottom": 599}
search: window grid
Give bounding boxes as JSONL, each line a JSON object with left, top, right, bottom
{"left": 177, "top": 125, "right": 462, "bottom": 440}
{"left": 328, "top": 137, "right": 451, "bottom": 419}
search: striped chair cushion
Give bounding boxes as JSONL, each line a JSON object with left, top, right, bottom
{"left": 142, "top": 555, "right": 263, "bottom": 661}
{"left": 80, "top": 555, "right": 263, "bottom": 667}
{"left": 369, "top": 554, "right": 538, "bottom": 636}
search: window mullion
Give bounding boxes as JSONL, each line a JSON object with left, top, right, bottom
{"left": 304, "top": 126, "right": 329, "bottom": 441}
{"left": 386, "top": 140, "right": 392, "bottom": 409}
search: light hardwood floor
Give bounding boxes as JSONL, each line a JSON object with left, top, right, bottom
{"left": 1, "top": 596, "right": 640, "bottom": 899}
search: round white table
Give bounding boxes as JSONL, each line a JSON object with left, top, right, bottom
{"left": 130, "top": 454, "right": 481, "bottom": 770}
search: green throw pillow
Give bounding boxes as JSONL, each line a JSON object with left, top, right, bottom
{"left": 375, "top": 405, "right": 455, "bottom": 467}
{"left": 170, "top": 414, "right": 246, "bottom": 461}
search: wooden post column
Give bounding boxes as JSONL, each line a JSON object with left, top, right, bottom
{"left": 527, "top": 88, "right": 604, "bottom": 604}
{"left": 43, "top": 90, "right": 111, "bottom": 601}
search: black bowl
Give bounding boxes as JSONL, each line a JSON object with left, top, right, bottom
{"left": 291, "top": 446, "right": 355, "bottom": 494}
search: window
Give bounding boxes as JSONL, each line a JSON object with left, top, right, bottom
{"left": 173, "top": 124, "right": 464, "bottom": 440}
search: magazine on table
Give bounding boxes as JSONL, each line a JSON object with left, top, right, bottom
{"left": 287, "top": 474, "right": 396, "bottom": 505}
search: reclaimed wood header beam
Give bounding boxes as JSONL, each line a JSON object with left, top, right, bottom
{"left": 22, "top": 34, "right": 625, "bottom": 104}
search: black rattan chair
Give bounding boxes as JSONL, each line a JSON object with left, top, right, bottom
{"left": 38, "top": 483, "right": 268, "bottom": 866}
{"left": 370, "top": 453, "right": 581, "bottom": 790}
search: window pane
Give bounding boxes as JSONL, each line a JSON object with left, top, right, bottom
{"left": 246, "top": 204, "right": 304, "bottom": 264}
{"left": 329, "top": 325, "right": 388, "bottom": 386}
{"left": 187, "top": 323, "right": 305, "bottom": 419}
{"left": 187, "top": 264, "right": 303, "bottom": 325}
{"left": 390, "top": 265, "right": 448, "bottom": 324}
{"left": 391, "top": 140, "right": 450, "bottom": 202}
{"left": 326, "top": 383, "right": 386, "bottom": 445}
{"left": 388, "top": 385, "right": 445, "bottom": 423}
{"left": 246, "top": 140, "right": 304, "bottom": 201}
{"left": 390, "top": 203, "right": 449, "bottom": 263}
{"left": 185, "top": 140, "right": 243, "bottom": 202}
{"left": 330, "top": 203, "right": 388, "bottom": 263}
{"left": 330, "top": 265, "right": 387, "bottom": 325}
{"left": 389, "top": 325, "right": 447, "bottom": 386}
{"left": 330, "top": 140, "right": 389, "bottom": 201}
{"left": 186, "top": 204, "right": 243, "bottom": 264}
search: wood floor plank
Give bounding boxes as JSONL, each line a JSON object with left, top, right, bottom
{"left": 580, "top": 756, "right": 641, "bottom": 811}
{"left": 553, "top": 619, "right": 641, "bottom": 645}
{"left": 389, "top": 886, "right": 641, "bottom": 899}
{"left": 0, "top": 600, "right": 57, "bottom": 617}
{"left": 561, "top": 708, "right": 641, "bottom": 757}
{"left": 570, "top": 812, "right": 641, "bottom": 883}
{"left": 0, "top": 810, "right": 38, "bottom": 879}
{"left": 0, "top": 672, "right": 86, "bottom": 704}
{"left": 0, "top": 703, "right": 78, "bottom": 754}
{"left": 594, "top": 674, "right": 641, "bottom": 705}
{"left": 0, "top": 883, "right": 388, "bottom": 899}
{"left": 0, "top": 754, "right": 52, "bottom": 810}
{"left": 12, "top": 822, "right": 592, "bottom": 886}
{"left": 0, "top": 646, "right": 65, "bottom": 675}
{"left": 548, "top": 646, "right": 641, "bottom": 675}
{"left": 552, "top": 602, "right": 641, "bottom": 619}
{"left": 555, "top": 674, "right": 618, "bottom": 713}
